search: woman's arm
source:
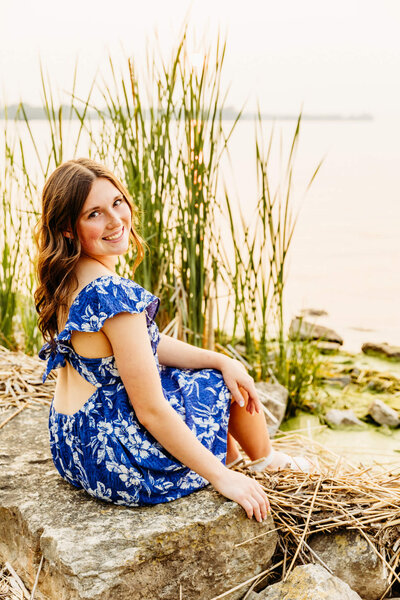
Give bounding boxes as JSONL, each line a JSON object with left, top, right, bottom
{"left": 158, "top": 333, "right": 262, "bottom": 415}
{"left": 157, "top": 333, "right": 223, "bottom": 370}
{"left": 101, "top": 312, "right": 269, "bottom": 521}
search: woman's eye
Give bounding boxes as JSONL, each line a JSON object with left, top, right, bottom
{"left": 87, "top": 199, "right": 123, "bottom": 219}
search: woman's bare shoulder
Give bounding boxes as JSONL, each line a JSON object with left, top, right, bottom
{"left": 57, "top": 260, "right": 116, "bottom": 331}
{"left": 72, "top": 260, "right": 116, "bottom": 300}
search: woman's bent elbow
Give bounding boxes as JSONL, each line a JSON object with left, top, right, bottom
{"left": 132, "top": 402, "right": 167, "bottom": 430}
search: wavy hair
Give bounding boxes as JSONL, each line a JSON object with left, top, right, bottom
{"left": 34, "top": 158, "right": 145, "bottom": 345}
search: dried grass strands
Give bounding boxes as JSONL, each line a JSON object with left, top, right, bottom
{"left": 209, "top": 560, "right": 285, "bottom": 600}
{"left": 29, "top": 555, "right": 44, "bottom": 600}
{"left": 379, "top": 550, "right": 400, "bottom": 600}
{"left": 0, "top": 345, "right": 54, "bottom": 415}
{"left": 0, "top": 562, "right": 30, "bottom": 600}
{"left": 224, "top": 431, "right": 400, "bottom": 599}
{"left": 284, "top": 476, "right": 322, "bottom": 580}
{"left": 0, "top": 403, "right": 29, "bottom": 430}
{"left": 0, "top": 554, "right": 43, "bottom": 599}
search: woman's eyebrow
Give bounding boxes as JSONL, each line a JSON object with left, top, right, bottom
{"left": 82, "top": 195, "right": 123, "bottom": 215}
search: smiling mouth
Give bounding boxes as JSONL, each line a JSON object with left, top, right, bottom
{"left": 103, "top": 227, "right": 124, "bottom": 241}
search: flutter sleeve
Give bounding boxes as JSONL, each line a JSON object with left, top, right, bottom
{"left": 39, "top": 275, "right": 160, "bottom": 382}
{"left": 62, "top": 275, "right": 160, "bottom": 337}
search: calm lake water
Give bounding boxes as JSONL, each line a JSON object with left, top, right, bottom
{"left": 225, "top": 116, "right": 400, "bottom": 353}
{"left": 2, "top": 116, "right": 399, "bottom": 353}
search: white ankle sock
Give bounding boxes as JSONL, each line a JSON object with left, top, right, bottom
{"left": 247, "top": 448, "right": 277, "bottom": 471}
{"left": 248, "top": 449, "right": 315, "bottom": 473}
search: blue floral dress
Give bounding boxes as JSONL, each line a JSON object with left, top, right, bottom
{"left": 39, "top": 274, "right": 232, "bottom": 506}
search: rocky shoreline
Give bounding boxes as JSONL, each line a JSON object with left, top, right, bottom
{"left": 1, "top": 326, "right": 399, "bottom": 599}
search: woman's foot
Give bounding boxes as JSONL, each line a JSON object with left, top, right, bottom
{"left": 247, "top": 448, "right": 317, "bottom": 474}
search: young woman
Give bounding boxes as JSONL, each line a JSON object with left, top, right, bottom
{"left": 36, "top": 158, "right": 310, "bottom": 523}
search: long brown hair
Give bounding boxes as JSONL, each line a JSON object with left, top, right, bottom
{"left": 34, "top": 158, "right": 145, "bottom": 344}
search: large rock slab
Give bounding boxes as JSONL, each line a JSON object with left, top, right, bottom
{"left": 309, "top": 530, "right": 390, "bottom": 600}
{"left": 0, "top": 406, "right": 277, "bottom": 600}
{"left": 257, "top": 564, "right": 362, "bottom": 599}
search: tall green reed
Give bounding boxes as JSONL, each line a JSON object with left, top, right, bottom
{"left": 84, "top": 31, "right": 239, "bottom": 345}
{"left": 7, "top": 63, "right": 95, "bottom": 353}
{"left": 174, "top": 38, "right": 240, "bottom": 346}
{"left": 0, "top": 116, "right": 24, "bottom": 349}
{"left": 279, "top": 316, "right": 325, "bottom": 416}
{"left": 86, "top": 49, "right": 180, "bottom": 330}
{"left": 18, "top": 61, "right": 93, "bottom": 180}
{"left": 222, "top": 112, "right": 323, "bottom": 388}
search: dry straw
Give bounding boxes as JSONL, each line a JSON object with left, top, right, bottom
{"left": 0, "top": 345, "right": 53, "bottom": 428}
{"left": 0, "top": 562, "right": 30, "bottom": 600}
{"left": 0, "top": 559, "right": 44, "bottom": 600}
{"left": 214, "top": 434, "right": 400, "bottom": 600}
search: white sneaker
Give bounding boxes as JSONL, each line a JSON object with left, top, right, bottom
{"left": 247, "top": 449, "right": 317, "bottom": 473}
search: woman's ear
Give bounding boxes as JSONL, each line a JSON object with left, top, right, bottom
{"left": 63, "top": 231, "right": 74, "bottom": 239}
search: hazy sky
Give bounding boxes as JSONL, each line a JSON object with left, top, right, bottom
{"left": 1, "top": 0, "right": 399, "bottom": 117}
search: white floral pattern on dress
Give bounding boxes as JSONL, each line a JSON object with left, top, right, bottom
{"left": 39, "top": 275, "right": 231, "bottom": 507}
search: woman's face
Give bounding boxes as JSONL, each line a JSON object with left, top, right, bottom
{"left": 75, "top": 177, "right": 132, "bottom": 268}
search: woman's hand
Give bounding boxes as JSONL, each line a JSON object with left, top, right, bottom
{"left": 218, "top": 356, "right": 262, "bottom": 415}
{"left": 211, "top": 467, "right": 270, "bottom": 521}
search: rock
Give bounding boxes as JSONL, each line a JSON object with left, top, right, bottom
{"left": 257, "top": 564, "right": 362, "bottom": 599}
{"left": 255, "top": 382, "right": 288, "bottom": 438}
{"left": 365, "top": 378, "right": 391, "bottom": 393}
{"left": 299, "top": 308, "right": 329, "bottom": 317}
{"left": 325, "top": 409, "right": 364, "bottom": 428}
{"left": 350, "top": 367, "right": 361, "bottom": 379}
{"left": 321, "top": 375, "right": 351, "bottom": 389}
{"left": 316, "top": 341, "right": 342, "bottom": 354}
{"left": 309, "top": 530, "right": 390, "bottom": 600}
{"left": 0, "top": 407, "right": 278, "bottom": 600}
{"left": 362, "top": 342, "right": 400, "bottom": 361}
{"left": 289, "top": 317, "right": 343, "bottom": 345}
{"left": 368, "top": 398, "right": 400, "bottom": 427}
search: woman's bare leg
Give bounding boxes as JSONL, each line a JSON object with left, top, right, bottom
{"left": 227, "top": 389, "right": 316, "bottom": 473}
{"left": 226, "top": 432, "right": 241, "bottom": 464}
{"left": 228, "top": 389, "right": 272, "bottom": 461}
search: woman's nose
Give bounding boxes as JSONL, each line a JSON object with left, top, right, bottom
{"left": 105, "top": 209, "right": 121, "bottom": 228}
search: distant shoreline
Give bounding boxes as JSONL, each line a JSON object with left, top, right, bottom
{"left": 0, "top": 104, "right": 374, "bottom": 122}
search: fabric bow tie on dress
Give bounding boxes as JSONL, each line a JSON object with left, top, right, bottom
{"left": 39, "top": 341, "right": 71, "bottom": 382}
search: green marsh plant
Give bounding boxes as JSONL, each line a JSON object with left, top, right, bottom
{"left": 175, "top": 38, "right": 239, "bottom": 346}
{"left": 87, "top": 50, "right": 180, "bottom": 329}
{"left": 18, "top": 61, "right": 93, "bottom": 181}
{"left": 0, "top": 118, "right": 24, "bottom": 349}
{"left": 222, "top": 112, "right": 323, "bottom": 409}
{"left": 84, "top": 31, "right": 239, "bottom": 345}
{"left": 6, "top": 62, "right": 95, "bottom": 352}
